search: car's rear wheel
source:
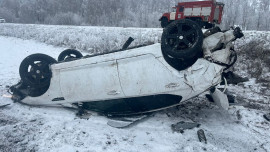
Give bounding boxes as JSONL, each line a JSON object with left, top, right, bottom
{"left": 19, "top": 54, "right": 57, "bottom": 88}
{"left": 58, "top": 49, "right": 83, "bottom": 62}
{"left": 161, "top": 19, "right": 203, "bottom": 59}
{"left": 161, "top": 19, "right": 203, "bottom": 70}
{"left": 162, "top": 51, "right": 200, "bottom": 71}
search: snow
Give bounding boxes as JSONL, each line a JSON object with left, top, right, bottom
{"left": 0, "top": 29, "right": 270, "bottom": 152}
{"left": 0, "top": 23, "right": 163, "bottom": 54}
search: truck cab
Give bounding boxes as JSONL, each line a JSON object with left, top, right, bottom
{"left": 160, "top": 0, "right": 224, "bottom": 29}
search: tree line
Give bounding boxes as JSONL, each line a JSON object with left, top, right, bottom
{"left": 0, "top": 0, "right": 269, "bottom": 30}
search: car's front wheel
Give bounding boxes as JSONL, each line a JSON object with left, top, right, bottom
{"left": 19, "top": 53, "right": 57, "bottom": 88}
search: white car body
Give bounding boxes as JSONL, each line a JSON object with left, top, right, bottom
{"left": 21, "top": 44, "right": 228, "bottom": 107}
{"left": 12, "top": 27, "right": 240, "bottom": 115}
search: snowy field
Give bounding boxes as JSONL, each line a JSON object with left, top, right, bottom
{"left": 0, "top": 24, "right": 270, "bottom": 152}
{"left": 0, "top": 23, "right": 162, "bottom": 53}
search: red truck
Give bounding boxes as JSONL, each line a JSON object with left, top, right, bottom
{"left": 159, "top": 0, "right": 224, "bottom": 29}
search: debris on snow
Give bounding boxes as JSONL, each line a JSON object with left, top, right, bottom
{"left": 263, "top": 113, "right": 270, "bottom": 122}
{"left": 171, "top": 121, "right": 200, "bottom": 133}
{"left": 107, "top": 115, "right": 149, "bottom": 128}
{"left": 197, "top": 129, "right": 207, "bottom": 144}
{"left": 0, "top": 104, "right": 10, "bottom": 108}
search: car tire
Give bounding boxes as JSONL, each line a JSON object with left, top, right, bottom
{"left": 58, "top": 49, "right": 83, "bottom": 62}
{"left": 161, "top": 19, "right": 203, "bottom": 60}
{"left": 161, "top": 18, "right": 169, "bottom": 28}
{"left": 19, "top": 53, "right": 57, "bottom": 88}
{"left": 162, "top": 51, "right": 200, "bottom": 71}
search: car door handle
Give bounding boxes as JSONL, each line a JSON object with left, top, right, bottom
{"left": 107, "top": 90, "right": 120, "bottom": 95}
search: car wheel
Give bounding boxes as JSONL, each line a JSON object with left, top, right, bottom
{"left": 161, "top": 18, "right": 169, "bottom": 28}
{"left": 58, "top": 49, "right": 83, "bottom": 62}
{"left": 162, "top": 51, "right": 200, "bottom": 71}
{"left": 19, "top": 54, "right": 57, "bottom": 88}
{"left": 161, "top": 19, "right": 203, "bottom": 60}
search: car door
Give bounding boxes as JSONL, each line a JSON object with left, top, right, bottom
{"left": 59, "top": 60, "right": 124, "bottom": 102}
{"left": 117, "top": 54, "right": 183, "bottom": 98}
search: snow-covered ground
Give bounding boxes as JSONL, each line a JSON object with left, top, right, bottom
{"left": 0, "top": 23, "right": 162, "bottom": 53}
{"left": 0, "top": 34, "right": 270, "bottom": 152}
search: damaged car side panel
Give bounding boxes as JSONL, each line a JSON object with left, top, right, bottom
{"left": 60, "top": 60, "right": 123, "bottom": 102}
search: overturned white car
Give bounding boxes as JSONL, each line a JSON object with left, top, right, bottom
{"left": 10, "top": 20, "right": 243, "bottom": 115}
